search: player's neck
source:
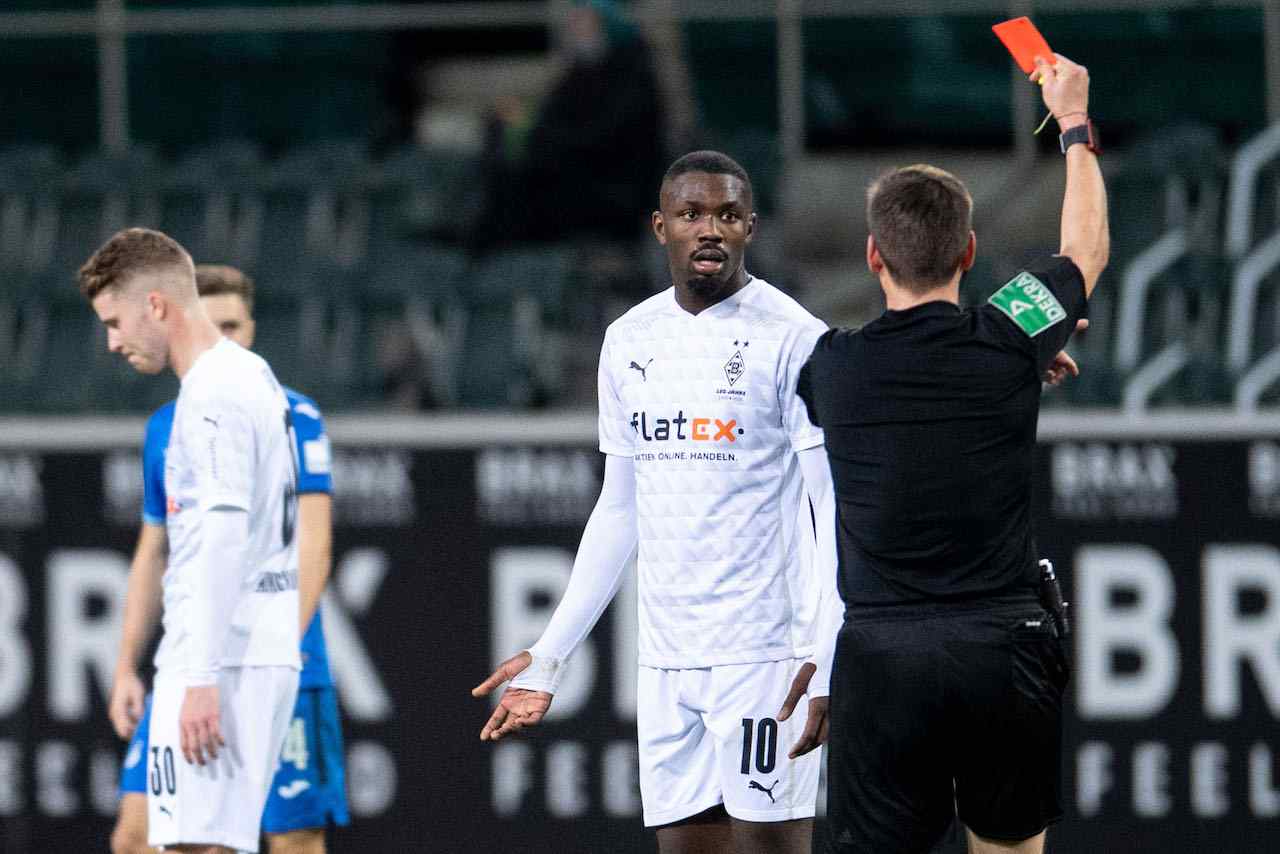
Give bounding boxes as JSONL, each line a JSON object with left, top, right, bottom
{"left": 169, "top": 314, "right": 224, "bottom": 380}
{"left": 881, "top": 273, "right": 960, "bottom": 312}
{"left": 673, "top": 268, "right": 750, "bottom": 315}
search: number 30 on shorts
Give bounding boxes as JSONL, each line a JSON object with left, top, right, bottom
{"left": 150, "top": 746, "right": 177, "bottom": 796}
{"left": 740, "top": 717, "right": 778, "bottom": 775}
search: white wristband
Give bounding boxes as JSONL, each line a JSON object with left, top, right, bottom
{"left": 509, "top": 652, "right": 566, "bottom": 694}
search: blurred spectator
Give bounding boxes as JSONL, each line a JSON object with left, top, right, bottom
{"left": 477, "top": 0, "right": 666, "bottom": 250}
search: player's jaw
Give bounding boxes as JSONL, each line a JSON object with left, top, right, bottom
{"left": 93, "top": 292, "right": 168, "bottom": 375}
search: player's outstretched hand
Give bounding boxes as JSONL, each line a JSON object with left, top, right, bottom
{"left": 179, "top": 685, "right": 225, "bottom": 766}
{"left": 108, "top": 667, "right": 147, "bottom": 740}
{"left": 777, "top": 661, "right": 830, "bottom": 759}
{"left": 1043, "top": 319, "right": 1089, "bottom": 386}
{"left": 473, "top": 651, "right": 555, "bottom": 742}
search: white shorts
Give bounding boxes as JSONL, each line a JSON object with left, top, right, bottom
{"left": 638, "top": 657, "right": 822, "bottom": 827}
{"left": 147, "top": 666, "right": 299, "bottom": 852}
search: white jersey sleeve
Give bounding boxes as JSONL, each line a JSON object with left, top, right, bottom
{"left": 598, "top": 330, "right": 635, "bottom": 457}
{"left": 779, "top": 318, "right": 827, "bottom": 452}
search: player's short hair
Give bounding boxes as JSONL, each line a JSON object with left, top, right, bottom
{"left": 77, "top": 227, "right": 193, "bottom": 301}
{"left": 195, "top": 264, "right": 255, "bottom": 314}
{"left": 661, "top": 150, "right": 754, "bottom": 209}
{"left": 866, "top": 165, "right": 973, "bottom": 294}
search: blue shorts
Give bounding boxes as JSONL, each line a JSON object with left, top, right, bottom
{"left": 120, "top": 685, "right": 350, "bottom": 832}
{"left": 262, "top": 685, "right": 351, "bottom": 832}
{"left": 119, "top": 695, "right": 152, "bottom": 795}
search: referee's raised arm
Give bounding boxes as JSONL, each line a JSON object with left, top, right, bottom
{"left": 1035, "top": 53, "right": 1109, "bottom": 296}
{"left": 807, "top": 51, "right": 1106, "bottom": 854}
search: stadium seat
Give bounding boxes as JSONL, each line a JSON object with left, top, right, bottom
{"left": 457, "top": 306, "right": 527, "bottom": 408}
{"left": 366, "top": 145, "right": 485, "bottom": 252}
{"left": 258, "top": 140, "right": 373, "bottom": 293}
{"left": 164, "top": 140, "right": 267, "bottom": 267}
{"left": 469, "top": 244, "right": 575, "bottom": 317}
{"left": 0, "top": 145, "right": 61, "bottom": 280}
{"left": 54, "top": 147, "right": 165, "bottom": 288}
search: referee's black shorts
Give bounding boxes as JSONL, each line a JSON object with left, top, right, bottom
{"left": 824, "top": 597, "right": 1069, "bottom": 854}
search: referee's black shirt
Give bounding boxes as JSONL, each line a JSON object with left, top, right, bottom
{"left": 797, "top": 256, "right": 1087, "bottom": 608}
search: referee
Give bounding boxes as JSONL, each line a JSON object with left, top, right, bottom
{"left": 797, "top": 54, "right": 1106, "bottom": 854}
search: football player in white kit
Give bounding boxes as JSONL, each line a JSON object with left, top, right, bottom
{"left": 475, "top": 151, "right": 841, "bottom": 853}
{"left": 80, "top": 228, "right": 301, "bottom": 854}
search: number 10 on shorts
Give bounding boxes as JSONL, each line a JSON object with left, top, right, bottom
{"left": 740, "top": 717, "right": 778, "bottom": 775}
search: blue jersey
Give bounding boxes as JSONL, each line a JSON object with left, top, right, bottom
{"left": 142, "top": 388, "right": 334, "bottom": 689}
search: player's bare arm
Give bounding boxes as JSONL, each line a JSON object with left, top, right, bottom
{"left": 472, "top": 454, "right": 639, "bottom": 742}
{"left": 296, "top": 493, "right": 332, "bottom": 634}
{"left": 1034, "top": 53, "right": 1109, "bottom": 295}
{"left": 109, "top": 522, "right": 168, "bottom": 740}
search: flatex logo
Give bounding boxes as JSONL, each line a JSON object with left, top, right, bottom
{"left": 1051, "top": 442, "right": 1178, "bottom": 520}
{"left": 630, "top": 411, "right": 744, "bottom": 443}
{"left": 1248, "top": 442, "right": 1280, "bottom": 517}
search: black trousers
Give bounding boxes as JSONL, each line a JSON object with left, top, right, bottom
{"left": 824, "top": 598, "right": 1069, "bottom": 854}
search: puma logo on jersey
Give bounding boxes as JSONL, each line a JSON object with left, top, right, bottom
{"left": 749, "top": 779, "right": 779, "bottom": 803}
{"left": 629, "top": 359, "right": 654, "bottom": 381}
{"left": 158, "top": 805, "right": 173, "bottom": 818}
{"left": 277, "top": 779, "right": 312, "bottom": 799}
{"left": 203, "top": 415, "right": 220, "bottom": 429}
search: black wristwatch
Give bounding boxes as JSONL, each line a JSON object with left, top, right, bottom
{"left": 1059, "top": 119, "right": 1100, "bottom": 155}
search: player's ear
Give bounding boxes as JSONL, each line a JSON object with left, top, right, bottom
{"left": 866, "top": 235, "right": 884, "bottom": 275}
{"left": 745, "top": 212, "right": 757, "bottom": 243}
{"left": 652, "top": 210, "right": 667, "bottom": 245}
{"left": 961, "top": 231, "right": 977, "bottom": 272}
{"left": 147, "top": 291, "right": 167, "bottom": 321}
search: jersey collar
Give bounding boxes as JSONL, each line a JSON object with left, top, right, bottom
{"left": 671, "top": 274, "right": 759, "bottom": 319}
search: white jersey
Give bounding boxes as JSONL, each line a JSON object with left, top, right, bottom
{"left": 154, "top": 338, "right": 301, "bottom": 675}
{"left": 599, "top": 277, "right": 827, "bottom": 668}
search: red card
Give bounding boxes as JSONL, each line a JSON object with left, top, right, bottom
{"left": 992, "top": 17, "right": 1055, "bottom": 74}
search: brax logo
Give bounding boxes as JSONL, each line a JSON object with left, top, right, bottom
{"left": 630, "top": 411, "right": 744, "bottom": 442}
{"left": 749, "top": 779, "right": 779, "bottom": 803}
{"left": 629, "top": 358, "right": 653, "bottom": 381}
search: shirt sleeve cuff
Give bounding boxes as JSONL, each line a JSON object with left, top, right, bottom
{"left": 197, "top": 493, "right": 252, "bottom": 512}
{"left": 790, "top": 430, "right": 825, "bottom": 452}
{"left": 183, "top": 668, "right": 219, "bottom": 688}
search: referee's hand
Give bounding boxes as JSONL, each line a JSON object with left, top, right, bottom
{"left": 777, "top": 662, "right": 830, "bottom": 759}
{"left": 1043, "top": 319, "right": 1089, "bottom": 387}
{"left": 473, "top": 651, "right": 554, "bottom": 742}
